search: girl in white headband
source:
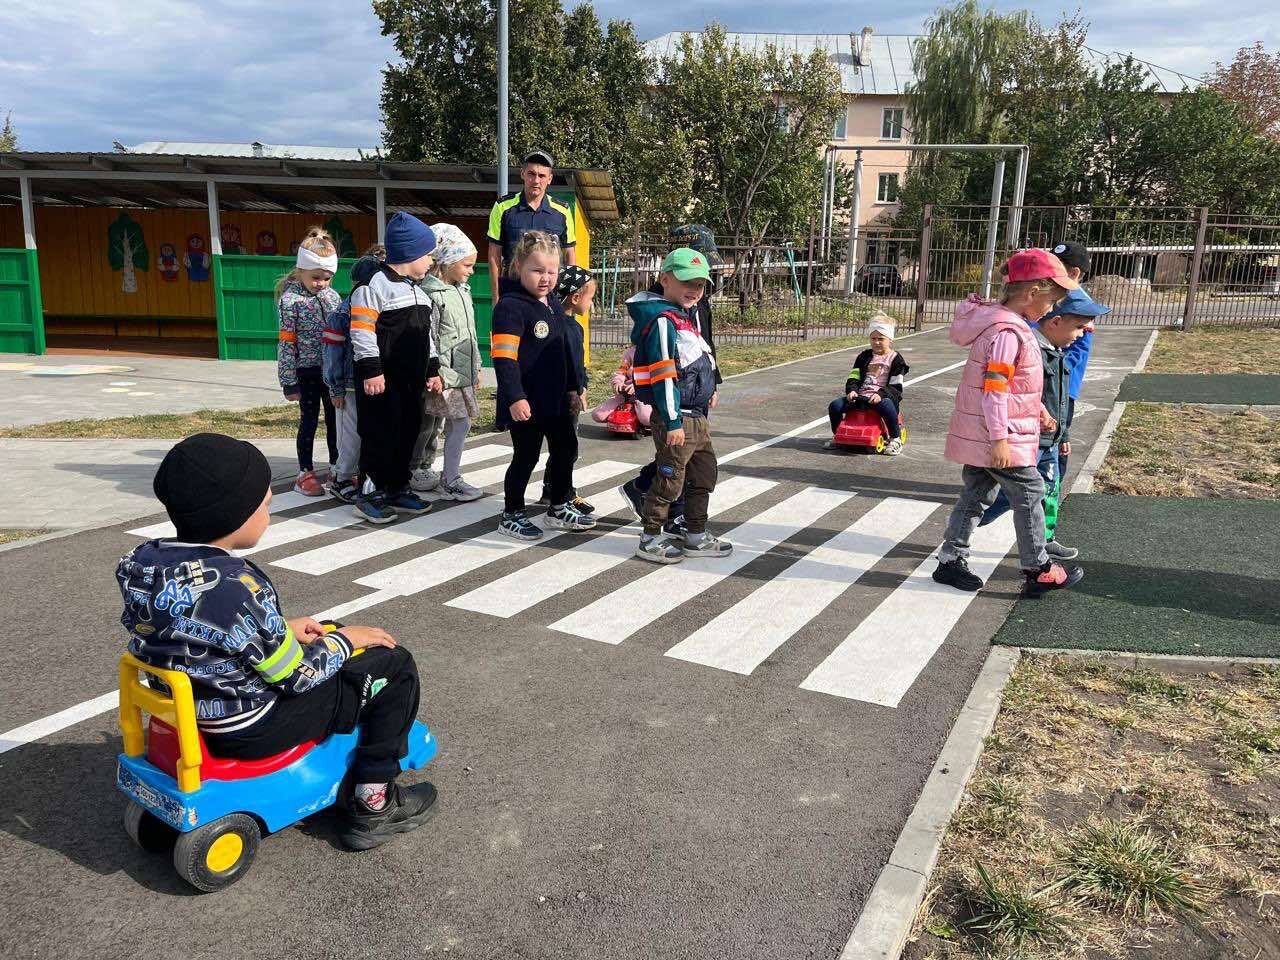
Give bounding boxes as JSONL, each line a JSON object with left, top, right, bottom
{"left": 277, "top": 227, "right": 343, "bottom": 497}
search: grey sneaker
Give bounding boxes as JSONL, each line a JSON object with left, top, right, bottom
{"left": 545, "top": 502, "right": 597, "bottom": 531}
{"left": 636, "top": 534, "right": 684, "bottom": 564}
{"left": 885, "top": 437, "right": 904, "bottom": 456}
{"left": 1045, "top": 539, "right": 1079, "bottom": 561}
{"left": 682, "top": 532, "right": 733, "bottom": 557}
{"left": 437, "top": 477, "right": 484, "bottom": 502}
{"left": 409, "top": 467, "right": 440, "bottom": 493}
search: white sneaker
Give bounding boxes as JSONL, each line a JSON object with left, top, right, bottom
{"left": 410, "top": 467, "right": 440, "bottom": 492}
{"left": 885, "top": 437, "right": 904, "bottom": 456}
{"left": 438, "top": 477, "right": 484, "bottom": 502}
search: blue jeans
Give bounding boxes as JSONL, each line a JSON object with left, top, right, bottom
{"left": 828, "top": 394, "right": 900, "bottom": 438}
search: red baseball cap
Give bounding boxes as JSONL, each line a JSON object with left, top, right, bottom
{"left": 1003, "top": 249, "right": 1079, "bottom": 289}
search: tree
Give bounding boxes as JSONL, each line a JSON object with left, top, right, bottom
{"left": 108, "top": 213, "right": 148, "bottom": 294}
{"left": 0, "top": 112, "right": 16, "bottom": 152}
{"left": 652, "top": 25, "right": 845, "bottom": 246}
{"left": 1208, "top": 42, "right": 1280, "bottom": 140}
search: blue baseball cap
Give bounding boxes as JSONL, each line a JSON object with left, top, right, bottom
{"left": 1045, "top": 287, "right": 1111, "bottom": 321}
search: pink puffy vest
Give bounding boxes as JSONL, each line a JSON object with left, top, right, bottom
{"left": 944, "top": 297, "right": 1043, "bottom": 469}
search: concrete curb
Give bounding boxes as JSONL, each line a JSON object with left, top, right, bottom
{"left": 839, "top": 645, "right": 1021, "bottom": 959}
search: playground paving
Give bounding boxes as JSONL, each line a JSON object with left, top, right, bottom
{"left": 1118, "top": 372, "right": 1280, "bottom": 405}
{"left": 0, "top": 327, "right": 1153, "bottom": 960}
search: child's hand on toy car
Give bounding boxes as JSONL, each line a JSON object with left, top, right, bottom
{"left": 288, "top": 617, "right": 327, "bottom": 641}
{"left": 867, "top": 393, "right": 881, "bottom": 404}
{"left": 846, "top": 390, "right": 858, "bottom": 401}
{"left": 342, "top": 626, "right": 397, "bottom": 650}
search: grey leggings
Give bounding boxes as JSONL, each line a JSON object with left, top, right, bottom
{"left": 939, "top": 464, "right": 1048, "bottom": 571}
{"left": 440, "top": 415, "right": 471, "bottom": 485}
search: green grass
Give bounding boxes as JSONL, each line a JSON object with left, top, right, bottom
{"left": 960, "top": 863, "right": 1072, "bottom": 951}
{"left": 1, "top": 337, "right": 873, "bottom": 441}
{"left": 1059, "top": 819, "right": 1209, "bottom": 918}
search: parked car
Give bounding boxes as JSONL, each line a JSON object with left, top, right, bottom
{"left": 855, "top": 264, "right": 905, "bottom": 297}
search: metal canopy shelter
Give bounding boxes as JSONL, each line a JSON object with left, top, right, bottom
{"left": 820, "top": 143, "right": 1030, "bottom": 297}
{"left": 0, "top": 151, "right": 620, "bottom": 255}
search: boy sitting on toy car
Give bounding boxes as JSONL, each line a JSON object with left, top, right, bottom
{"left": 824, "top": 317, "right": 909, "bottom": 456}
{"left": 116, "top": 432, "right": 437, "bottom": 850}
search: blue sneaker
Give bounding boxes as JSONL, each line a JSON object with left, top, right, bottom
{"left": 385, "top": 489, "right": 432, "bottom": 516}
{"left": 354, "top": 492, "right": 396, "bottom": 525}
{"left": 498, "top": 510, "right": 543, "bottom": 541}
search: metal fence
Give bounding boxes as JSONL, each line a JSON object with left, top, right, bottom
{"left": 587, "top": 207, "right": 1280, "bottom": 353}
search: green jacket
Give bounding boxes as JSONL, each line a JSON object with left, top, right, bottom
{"left": 422, "top": 274, "right": 482, "bottom": 389}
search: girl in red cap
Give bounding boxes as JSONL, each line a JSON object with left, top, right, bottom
{"left": 932, "top": 249, "right": 1085, "bottom": 598}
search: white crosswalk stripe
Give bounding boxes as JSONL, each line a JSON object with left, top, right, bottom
{"left": 549, "top": 487, "right": 854, "bottom": 645}
{"left": 799, "top": 513, "right": 1017, "bottom": 707}
{"left": 126, "top": 442, "right": 514, "bottom": 541}
{"left": 272, "top": 452, "right": 548, "bottom": 575}
{"left": 447, "top": 475, "right": 777, "bottom": 618}
{"left": 665, "top": 497, "right": 940, "bottom": 676}
{"left": 354, "top": 460, "right": 636, "bottom": 596}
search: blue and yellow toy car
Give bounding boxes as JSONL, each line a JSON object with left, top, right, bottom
{"left": 116, "top": 644, "right": 437, "bottom": 892}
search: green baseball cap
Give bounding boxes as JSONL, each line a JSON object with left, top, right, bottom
{"left": 661, "top": 247, "right": 712, "bottom": 282}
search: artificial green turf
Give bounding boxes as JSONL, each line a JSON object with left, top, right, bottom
{"left": 1118, "top": 374, "right": 1280, "bottom": 405}
{"left": 993, "top": 493, "right": 1280, "bottom": 658}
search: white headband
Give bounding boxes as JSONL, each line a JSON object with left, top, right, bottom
{"left": 296, "top": 245, "right": 338, "bottom": 274}
{"left": 867, "top": 316, "right": 896, "bottom": 340}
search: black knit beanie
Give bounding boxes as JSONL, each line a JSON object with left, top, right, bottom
{"left": 153, "top": 433, "right": 272, "bottom": 543}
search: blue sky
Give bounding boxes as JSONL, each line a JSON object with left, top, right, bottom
{"left": 1, "top": 0, "right": 1275, "bottom": 152}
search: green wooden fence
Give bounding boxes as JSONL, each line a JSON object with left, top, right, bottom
{"left": 0, "top": 249, "right": 46, "bottom": 354}
{"left": 213, "top": 254, "right": 494, "bottom": 363}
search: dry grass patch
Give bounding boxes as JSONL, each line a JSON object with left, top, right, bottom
{"left": 904, "top": 656, "right": 1280, "bottom": 960}
{"left": 1094, "top": 402, "right": 1280, "bottom": 499}
{"left": 0, "top": 528, "right": 48, "bottom": 545}
{"left": 1146, "top": 326, "right": 1280, "bottom": 374}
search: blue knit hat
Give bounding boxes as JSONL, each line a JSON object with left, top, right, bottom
{"left": 385, "top": 212, "right": 436, "bottom": 264}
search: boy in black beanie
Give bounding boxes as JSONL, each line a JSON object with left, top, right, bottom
{"left": 116, "top": 432, "right": 437, "bottom": 850}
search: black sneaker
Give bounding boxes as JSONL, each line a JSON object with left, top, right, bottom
{"left": 932, "top": 557, "right": 983, "bottom": 592}
{"left": 663, "top": 515, "right": 688, "bottom": 538}
{"left": 339, "top": 780, "right": 439, "bottom": 851}
{"left": 1023, "top": 562, "right": 1084, "bottom": 598}
{"left": 619, "top": 480, "right": 644, "bottom": 521}
{"left": 569, "top": 495, "right": 595, "bottom": 516}
{"left": 1045, "top": 539, "right": 1079, "bottom": 561}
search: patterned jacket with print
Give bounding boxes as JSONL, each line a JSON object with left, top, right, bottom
{"left": 278, "top": 279, "right": 341, "bottom": 393}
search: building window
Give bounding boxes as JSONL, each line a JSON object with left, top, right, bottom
{"left": 877, "top": 173, "right": 900, "bottom": 204}
{"left": 777, "top": 103, "right": 790, "bottom": 131}
{"left": 832, "top": 107, "right": 848, "bottom": 139}
{"left": 881, "top": 107, "right": 905, "bottom": 140}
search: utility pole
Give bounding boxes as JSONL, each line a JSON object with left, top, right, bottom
{"left": 497, "top": 0, "right": 509, "bottom": 197}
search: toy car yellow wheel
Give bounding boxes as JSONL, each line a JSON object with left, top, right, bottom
{"left": 173, "top": 814, "right": 260, "bottom": 892}
{"left": 875, "top": 435, "right": 887, "bottom": 453}
{"left": 901, "top": 428, "right": 909, "bottom": 444}
{"left": 124, "top": 800, "right": 178, "bottom": 853}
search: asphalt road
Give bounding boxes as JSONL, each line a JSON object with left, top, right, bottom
{"left": 0, "top": 326, "right": 1152, "bottom": 960}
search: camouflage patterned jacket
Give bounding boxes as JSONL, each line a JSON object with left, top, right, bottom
{"left": 116, "top": 541, "right": 352, "bottom": 735}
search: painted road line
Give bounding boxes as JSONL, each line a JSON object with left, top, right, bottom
{"left": 272, "top": 452, "right": 550, "bottom": 575}
{"left": 718, "top": 359, "right": 967, "bottom": 466}
{"left": 447, "top": 475, "right": 776, "bottom": 618}
{"left": 124, "top": 444, "right": 512, "bottom": 540}
{"left": 355, "top": 460, "right": 635, "bottom": 596}
{"left": 0, "top": 691, "right": 119, "bottom": 755}
{"left": 799, "top": 512, "right": 1017, "bottom": 707}
{"left": 311, "top": 589, "right": 402, "bottom": 623}
{"left": 128, "top": 489, "right": 320, "bottom": 539}
{"left": 550, "top": 487, "right": 853, "bottom": 645}
{"left": 666, "top": 497, "right": 939, "bottom": 675}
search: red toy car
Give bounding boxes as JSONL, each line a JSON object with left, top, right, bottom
{"left": 831, "top": 406, "right": 908, "bottom": 453}
{"left": 605, "top": 400, "right": 642, "bottom": 438}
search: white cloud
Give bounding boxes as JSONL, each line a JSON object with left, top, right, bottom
{"left": 0, "top": 0, "right": 1274, "bottom": 151}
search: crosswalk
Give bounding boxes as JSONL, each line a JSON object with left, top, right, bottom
{"left": 126, "top": 440, "right": 1020, "bottom": 709}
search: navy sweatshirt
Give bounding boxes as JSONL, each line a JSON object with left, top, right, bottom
{"left": 491, "top": 277, "right": 580, "bottom": 429}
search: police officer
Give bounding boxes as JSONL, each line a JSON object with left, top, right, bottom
{"left": 487, "top": 149, "right": 577, "bottom": 303}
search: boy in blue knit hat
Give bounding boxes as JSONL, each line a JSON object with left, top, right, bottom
{"left": 349, "top": 213, "right": 444, "bottom": 524}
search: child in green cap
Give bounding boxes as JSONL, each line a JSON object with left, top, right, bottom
{"left": 626, "top": 248, "right": 731, "bottom": 564}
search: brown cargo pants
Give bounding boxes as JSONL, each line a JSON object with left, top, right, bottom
{"left": 641, "top": 415, "right": 718, "bottom": 536}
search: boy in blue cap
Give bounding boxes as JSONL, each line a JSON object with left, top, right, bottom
{"left": 980, "top": 286, "right": 1110, "bottom": 559}
{"left": 349, "top": 212, "right": 443, "bottom": 524}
